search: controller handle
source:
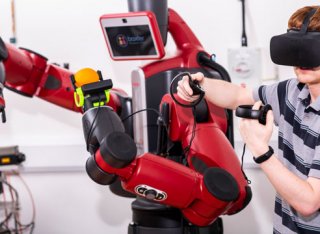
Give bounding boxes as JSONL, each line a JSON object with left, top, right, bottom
{"left": 170, "top": 72, "right": 205, "bottom": 108}
{"left": 187, "top": 73, "right": 204, "bottom": 96}
{"left": 235, "top": 104, "right": 272, "bottom": 125}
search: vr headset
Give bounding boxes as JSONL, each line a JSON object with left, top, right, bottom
{"left": 270, "top": 8, "right": 320, "bottom": 68}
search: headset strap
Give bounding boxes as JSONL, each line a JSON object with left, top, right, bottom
{"left": 300, "top": 8, "right": 318, "bottom": 34}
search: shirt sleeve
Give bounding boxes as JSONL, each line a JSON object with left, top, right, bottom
{"left": 252, "top": 79, "right": 292, "bottom": 126}
{"left": 252, "top": 85, "right": 278, "bottom": 126}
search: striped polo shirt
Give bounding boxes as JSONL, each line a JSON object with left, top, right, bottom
{"left": 253, "top": 78, "right": 320, "bottom": 234}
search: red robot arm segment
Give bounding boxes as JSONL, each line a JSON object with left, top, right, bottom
{"left": 3, "top": 42, "right": 80, "bottom": 112}
{"left": 94, "top": 148, "right": 240, "bottom": 226}
{"left": 161, "top": 94, "right": 251, "bottom": 214}
{"left": 84, "top": 93, "right": 251, "bottom": 226}
{"left": 0, "top": 37, "right": 123, "bottom": 114}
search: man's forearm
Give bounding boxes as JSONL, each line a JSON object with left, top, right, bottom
{"left": 261, "top": 155, "right": 320, "bottom": 216}
{"left": 201, "top": 78, "right": 255, "bottom": 110}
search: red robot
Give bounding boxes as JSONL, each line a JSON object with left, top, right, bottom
{"left": 0, "top": 0, "right": 252, "bottom": 233}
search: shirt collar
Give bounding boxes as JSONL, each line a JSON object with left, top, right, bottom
{"left": 297, "top": 82, "right": 320, "bottom": 113}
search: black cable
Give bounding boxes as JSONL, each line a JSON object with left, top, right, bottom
{"left": 240, "top": 0, "right": 248, "bottom": 47}
{"left": 122, "top": 108, "right": 160, "bottom": 123}
{"left": 14, "top": 171, "right": 35, "bottom": 234}
{"left": 169, "top": 72, "right": 203, "bottom": 159}
{"left": 0, "top": 212, "right": 13, "bottom": 227}
{"left": 0, "top": 178, "right": 19, "bottom": 205}
{"left": 0, "top": 177, "right": 19, "bottom": 234}
{"left": 197, "top": 52, "right": 235, "bottom": 147}
{"left": 121, "top": 107, "right": 170, "bottom": 138}
{"left": 122, "top": 107, "right": 173, "bottom": 157}
{"left": 183, "top": 107, "right": 197, "bottom": 158}
{"left": 0, "top": 173, "right": 35, "bottom": 234}
{"left": 16, "top": 222, "right": 35, "bottom": 234}
{"left": 240, "top": 144, "right": 251, "bottom": 184}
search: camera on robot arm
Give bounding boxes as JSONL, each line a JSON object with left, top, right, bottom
{"left": 70, "top": 68, "right": 120, "bottom": 155}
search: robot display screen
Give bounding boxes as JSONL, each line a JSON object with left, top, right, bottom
{"left": 105, "top": 25, "right": 157, "bottom": 57}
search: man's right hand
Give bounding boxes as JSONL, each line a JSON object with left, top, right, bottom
{"left": 177, "top": 72, "right": 205, "bottom": 102}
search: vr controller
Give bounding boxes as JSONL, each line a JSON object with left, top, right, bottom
{"left": 170, "top": 72, "right": 205, "bottom": 108}
{"left": 187, "top": 74, "right": 204, "bottom": 96}
{"left": 235, "top": 104, "right": 272, "bottom": 125}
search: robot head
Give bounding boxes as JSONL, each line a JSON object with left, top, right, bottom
{"left": 270, "top": 6, "right": 320, "bottom": 68}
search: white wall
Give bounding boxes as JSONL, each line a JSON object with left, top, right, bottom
{"left": 1, "top": 0, "right": 319, "bottom": 146}
{"left": 0, "top": 0, "right": 318, "bottom": 233}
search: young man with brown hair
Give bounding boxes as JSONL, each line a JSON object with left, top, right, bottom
{"left": 177, "top": 6, "right": 320, "bottom": 233}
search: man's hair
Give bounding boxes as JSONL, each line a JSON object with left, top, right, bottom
{"left": 288, "top": 6, "right": 320, "bottom": 31}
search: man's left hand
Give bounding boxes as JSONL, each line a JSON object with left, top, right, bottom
{"left": 239, "top": 101, "right": 274, "bottom": 157}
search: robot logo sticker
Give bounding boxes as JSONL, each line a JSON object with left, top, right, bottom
{"left": 126, "top": 35, "right": 145, "bottom": 44}
{"left": 135, "top": 184, "right": 167, "bottom": 201}
{"left": 116, "top": 34, "right": 145, "bottom": 47}
{"left": 116, "top": 34, "right": 128, "bottom": 47}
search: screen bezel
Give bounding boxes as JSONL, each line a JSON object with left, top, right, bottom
{"left": 100, "top": 11, "right": 165, "bottom": 60}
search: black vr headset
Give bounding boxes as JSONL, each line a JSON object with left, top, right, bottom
{"left": 270, "top": 8, "right": 320, "bottom": 68}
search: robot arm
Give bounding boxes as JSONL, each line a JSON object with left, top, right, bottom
{"left": 77, "top": 70, "right": 251, "bottom": 226}
{"left": 0, "top": 37, "right": 79, "bottom": 111}
{"left": 0, "top": 37, "right": 126, "bottom": 118}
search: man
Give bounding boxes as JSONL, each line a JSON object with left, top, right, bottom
{"left": 177, "top": 6, "right": 320, "bottom": 234}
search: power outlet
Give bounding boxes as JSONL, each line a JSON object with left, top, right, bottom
{"left": 228, "top": 47, "right": 262, "bottom": 87}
